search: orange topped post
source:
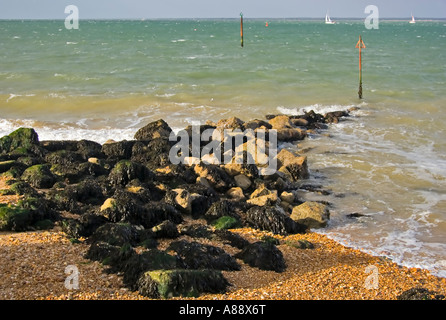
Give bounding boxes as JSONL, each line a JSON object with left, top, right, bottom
{"left": 240, "top": 12, "right": 244, "bottom": 47}
{"left": 356, "top": 35, "right": 366, "bottom": 99}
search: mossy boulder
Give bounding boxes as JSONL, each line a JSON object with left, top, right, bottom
{"left": 234, "top": 241, "right": 286, "bottom": 272}
{"left": 167, "top": 240, "right": 240, "bottom": 271}
{"left": 0, "top": 128, "right": 39, "bottom": 154}
{"left": 137, "top": 269, "right": 229, "bottom": 298}
{"left": 0, "top": 203, "right": 32, "bottom": 231}
{"left": 134, "top": 119, "right": 172, "bottom": 141}
{"left": 108, "top": 160, "right": 154, "bottom": 186}
{"left": 21, "top": 164, "right": 57, "bottom": 189}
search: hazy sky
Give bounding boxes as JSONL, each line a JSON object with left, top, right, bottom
{"left": 1, "top": 0, "right": 445, "bottom": 19}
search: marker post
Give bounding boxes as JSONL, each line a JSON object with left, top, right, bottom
{"left": 240, "top": 12, "right": 244, "bottom": 47}
{"left": 356, "top": 35, "right": 366, "bottom": 99}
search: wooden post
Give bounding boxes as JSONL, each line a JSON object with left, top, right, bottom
{"left": 240, "top": 12, "right": 244, "bottom": 48}
{"left": 356, "top": 35, "right": 366, "bottom": 99}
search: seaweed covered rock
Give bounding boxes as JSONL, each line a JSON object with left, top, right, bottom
{"left": 243, "top": 205, "right": 306, "bottom": 235}
{"left": 21, "top": 164, "right": 57, "bottom": 189}
{"left": 234, "top": 241, "right": 286, "bottom": 272}
{"left": 167, "top": 240, "right": 240, "bottom": 271}
{"left": 0, "top": 128, "right": 39, "bottom": 155}
{"left": 89, "top": 222, "right": 141, "bottom": 246}
{"left": 0, "top": 196, "right": 57, "bottom": 231}
{"left": 397, "top": 287, "right": 446, "bottom": 300}
{"left": 134, "top": 119, "right": 172, "bottom": 141}
{"left": 137, "top": 269, "right": 229, "bottom": 299}
{"left": 108, "top": 160, "right": 154, "bottom": 186}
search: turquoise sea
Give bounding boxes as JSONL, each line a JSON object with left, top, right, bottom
{"left": 1, "top": 19, "right": 446, "bottom": 277}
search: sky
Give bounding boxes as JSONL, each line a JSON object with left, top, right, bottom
{"left": 0, "top": 0, "right": 445, "bottom": 19}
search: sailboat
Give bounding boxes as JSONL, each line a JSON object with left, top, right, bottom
{"left": 410, "top": 14, "right": 416, "bottom": 24}
{"left": 325, "top": 11, "right": 335, "bottom": 24}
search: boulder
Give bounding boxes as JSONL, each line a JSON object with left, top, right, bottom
{"left": 167, "top": 240, "right": 240, "bottom": 271}
{"left": 151, "top": 220, "right": 179, "bottom": 239}
{"left": 137, "top": 269, "right": 229, "bottom": 298}
{"left": 101, "top": 140, "right": 135, "bottom": 161}
{"left": 234, "top": 241, "right": 286, "bottom": 272}
{"left": 193, "top": 163, "right": 235, "bottom": 192}
{"left": 276, "top": 149, "right": 309, "bottom": 180}
{"left": 108, "top": 160, "right": 154, "bottom": 186}
{"left": 276, "top": 128, "right": 306, "bottom": 142}
{"left": 0, "top": 128, "right": 39, "bottom": 154}
{"left": 134, "top": 119, "right": 172, "bottom": 140}
{"left": 21, "top": 164, "right": 57, "bottom": 189}
{"left": 226, "top": 187, "right": 246, "bottom": 201}
{"left": 89, "top": 222, "right": 141, "bottom": 246}
{"left": 243, "top": 205, "right": 305, "bottom": 235}
{"left": 234, "top": 174, "right": 252, "bottom": 190}
{"left": 290, "top": 201, "right": 330, "bottom": 229}
{"left": 268, "top": 115, "right": 294, "bottom": 130}
{"left": 397, "top": 287, "right": 445, "bottom": 300}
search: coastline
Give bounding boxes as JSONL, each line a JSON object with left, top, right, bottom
{"left": 1, "top": 227, "right": 445, "bottom": 300}
{"left": 1, "top": 111, "right": 445, "bottom": 301}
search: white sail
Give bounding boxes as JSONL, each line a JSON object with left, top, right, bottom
{"left": 410, "top": 14, "right": 416, "bottom": 24}
{"left": 325, "top": 12, "right": 335, "bottom": 24}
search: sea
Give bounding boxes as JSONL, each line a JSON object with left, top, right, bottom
{"left": 1, "top": 19, "right": 445, "bottom": 277}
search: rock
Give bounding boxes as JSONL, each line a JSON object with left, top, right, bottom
{"left": 216, "top": 117, "right": 245, "bottom": 131}
{"left": 243, "top": 205, "right": 305, "bottom": 235}
{"left": 134, "top": 119, "right": 172, "bottom": 140}
{"left": 204, "top": 199, "right": 238, "bottom": 222}
{"left": 243, "top": 119, "right": 272, "bottom": 131}
{"left": 226, "top": 187, "right": 246, "bottom": 201}
{"left": 108, "top": 160, "right": 154, "bottom": 186}
{"left": 276, "top": 149, "right": 309, "bottom": 180}
{"left": 151, "top": 220, "right": 179, "bottom": 239}
{"left": 397, "top": 287, "right": 445, "bottom": 300}
{"left": 224, "top": 161, "right": 259, "bottom": 179}
{"left": 193, "top": 163, "right": 235, "bottom": 192}
{"left": 0, "top": 128, "right": 39, "bottom": 154}
{"left": 62, "top": 213, "right": 107, "bottom": 239}
{"left": 117, "top": 248, "right": 180, "bottom": 290}
{"left": 21, "top": 164, "right": 57, "bottom": 189}
{"left": 89, "top": 222, "right": 141, "bottom": 246}
{"left": 0, "top": 160, "right": 16, "bottom": 173}
{"left": 276, "top": 128, "right": 306, "bottom": 142}
{"left": 246, "top": 192, "right": 278, "bottom": 207}
{"left": 290, "top": 201, "right": 330, "bottom": 229}
{"left": 234, "top": 241, "right": 286, "bottom": 272}
{"left": 234, "top": 174, "right": 252, "bottom": 190}
{"left": 168, "top": 188, "right": 194, "bottom": 213}
{"left": 139, "top": 202, "right": 183, "bottom": 229}
{"left": 247, "top": 186, "right": 278, "bottom": 207}
{"left": 324, "top": 110, "right": 349, "bottom": 124}
{"left": 213, "top": 229, "right": 250, "bottom": 249}
{"left": 290, "top": 118, "right": 309, "bottom": 127}
{"left": 0, "top": 196, "right": 57, "bottom": 232}
{"left": 268, "top": 115, "right": 294, "bottom": 130}
{"left": 84, "top": 241, "right": 127, "bottom": 265}
{"left": 280, "top": 191, "right": 295, "bottom": 203}
{"left": 101, "top": 140, "right": 135, "bottom": 161}
{"left": 137, "top": 269, "right": 229, "bottom": 299}
{"left": 167, "top": 240, "right": 240, "bottom": 271}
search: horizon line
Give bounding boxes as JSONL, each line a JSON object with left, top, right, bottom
{"left": 1, "top": 17, "right": 445, "bottom": 21}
